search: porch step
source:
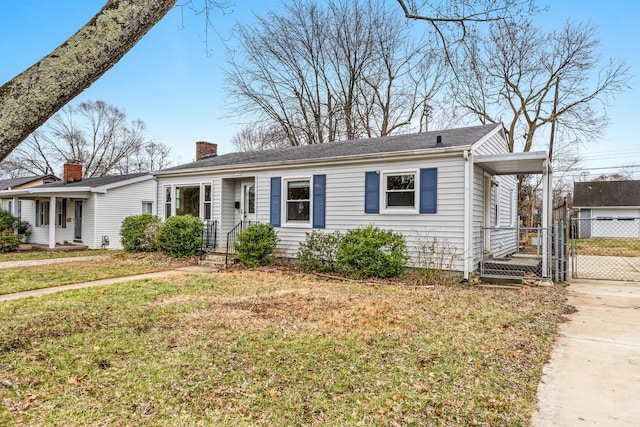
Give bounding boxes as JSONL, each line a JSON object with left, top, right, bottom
{"left": 200, "top": 253, "right": 227, "bottom": 268}
{"left": 483, "top": 258, "right": 541, "bottom": 275}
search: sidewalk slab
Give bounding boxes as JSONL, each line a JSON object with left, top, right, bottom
{"left": 0, "top": 270, "right": 188, "bottom": 302}
{"left": 532, "top": 280, "right": 640, "bottom": 426}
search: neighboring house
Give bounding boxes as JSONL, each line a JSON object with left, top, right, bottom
{"left": 155, "top": 124, "right": 553, "bottom": 279}
{"left": 0, "top": 163, "right": 156, "bottom": 249}
{"left": 573, "top": 180, "right": 640, "bottom": 238}
{"left": 0, "top": 174, "right": 60, "bottom": 219}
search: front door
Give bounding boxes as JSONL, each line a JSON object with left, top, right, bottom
{"left": 74, "top": 201, "right": 83, "bottom": 241}
{"left": 241, "top": 182, "right": 256, "bottom": 222}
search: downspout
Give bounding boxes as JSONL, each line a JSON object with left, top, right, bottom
{"left": 48, "top": 196, "right": 56, "bottom": 249}
{"left": 93, "top": 193, "right": 99, "bottom": 250}
{"left": 463, "top": 149, "right": 471, "bottom": 280}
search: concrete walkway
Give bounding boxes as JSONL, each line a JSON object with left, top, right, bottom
{"left": 532, "top": 279, "right": 640, "bottom": 426}
{"left": 0, "top": 255, "right": 107, "bottom": 269}
{"left": 0, "top": 266, "right": 215, "bottom": 302}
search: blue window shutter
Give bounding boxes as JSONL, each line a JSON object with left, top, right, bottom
{"left": 365, "top": 171, "right": 380, "bottom": 213}
{"left": 313, "top": 174, "right": 326, "bottom": 228}
{"left": 270, "top": 177, "right": 281, "bottom": 227}
{"left": 420, "top": 168, "right": 437, "bottom": 214}
{"left": 35, "top": 201, "right": 40, "bottom": 227}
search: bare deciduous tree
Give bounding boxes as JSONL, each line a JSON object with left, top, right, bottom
{"left": 452, "top": 19, "right": 630, "bottom": 156}
{"left": 0, "top": 0, "right": 229, "bottom": 163}
{"left": 226, "top": 0, "right": 448, "bottom": 146}
{"left": 232, "top": 124, "right": 290, "bottom": 152}
{"left": 0, "top": 101, "right": 173, "bottom": 178}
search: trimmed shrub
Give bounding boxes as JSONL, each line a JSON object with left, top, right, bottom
{"left": 138, "top": 221, "right": 162, "bottom": 252}
{"left": 234, "top": 223, "right": 278, "bottom": 267}
{"left": 120, "top": 214, "right": 160, "bottom": 252}
{"left": 0, "top": 209, "right": 16, "bottom": 231}
{"left": 0, "top": 229, "right": 20, "bottom": 253}
{"left": 15, "top": 220, "right": 31, "bottom": 238}
{"left": 155, "top": 215, "right": 204, "bottom": 258}
{"left": 336, "top": 225, "right": 408, "bottom": 278}
{"left": 297, "top": 230, "right": 342, "bottom": 273}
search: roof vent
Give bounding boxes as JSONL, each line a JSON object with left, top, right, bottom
{"left": 436, "top": 135, "right": 442, "bottom": 146}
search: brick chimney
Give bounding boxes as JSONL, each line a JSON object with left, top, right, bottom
{"left": 195, "top": 141, "right": 218, "bottom": 161}
{"left": 63, "top": 161, "right": 83, "bottom": 183}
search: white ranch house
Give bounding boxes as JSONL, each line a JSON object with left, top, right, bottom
{"left": 0, "top": 166, "right": 156, "bottom": 250}
{"left": 155, "top": 124, "right": 553, "bottom": 280}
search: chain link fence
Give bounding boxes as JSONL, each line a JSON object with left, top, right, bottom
{"left": 571, "top": 217, "right": 640, "bottom": 281}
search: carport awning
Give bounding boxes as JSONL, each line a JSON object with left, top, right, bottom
{"left": 474, "top": 151, "right": 550, "bottom": 175}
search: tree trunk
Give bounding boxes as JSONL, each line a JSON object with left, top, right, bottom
{"left": 0, "top": 0, "right": 176, "bottom": 162}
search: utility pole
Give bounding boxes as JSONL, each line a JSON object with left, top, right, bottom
{"left": 548, "top": 77, "right": 560, "bottom": 162}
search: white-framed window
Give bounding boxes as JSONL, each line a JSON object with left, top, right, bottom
{"left": 142, "top": 201, "right": 154, "bottom": 215}
{"left": 285, "top": 178, "right": 311, "bottom": 224}
{"left": 56, "top": 199, "right": 67, "bottom": 228}
{"left": 203, "top": 183, "right": 212, "bottom": 220}
{"left": 36, "top": 200, "right": 50, "bottom": 226}
{"left": 383, "top": 171, "right": 417, "bottom": 211}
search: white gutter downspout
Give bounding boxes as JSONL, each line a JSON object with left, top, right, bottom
{"left": 463, "top": 149, "right": 472, "bottom": 280}
{"left": 93, "top": 193, "right": 99, "bottom": 250}
{"left": 48, "top": 196, "right": 56, "bottom": 249}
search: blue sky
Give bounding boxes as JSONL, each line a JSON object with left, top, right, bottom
{"left": 0, "top": 1, "right": 638, "bottom": 178}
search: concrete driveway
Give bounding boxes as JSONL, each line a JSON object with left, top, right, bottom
{"left": 532, "top": 279, "right": 640, "bottom": 426}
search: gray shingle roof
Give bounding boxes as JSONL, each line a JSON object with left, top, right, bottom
{"left": 37, "top": 172, "right": 148, "bottom": 189}
{"left": 0, "top": 175, "right": 58, "bottom": 190}
{"left": 160, "top": 123, "right": 501, "bottom": 173}
{"left": 573, "top": 180, "right": 640, "bottom": 207}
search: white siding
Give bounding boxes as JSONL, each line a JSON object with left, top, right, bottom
{"left": 591, "top": 207, "right": 640, "bottom": 238}
{"left": 92, "top": 179, "right": 157, "bottom": 250}
{"left": 471, "top": 130, "right": 518, "bottom": 266}
{"left": 256, "top": 155, "right": 467, "bottom": 271}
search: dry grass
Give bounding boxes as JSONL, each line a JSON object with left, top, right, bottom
{"left": 0, "top": 267, "right": 566, "bottom": 426}
{"left": 0, "top": 252, "right": 196, "bottom": 294}
{"left": 574, "top": 238, "right": 640, "bottom": 257}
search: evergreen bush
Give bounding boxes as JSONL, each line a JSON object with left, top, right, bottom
{"left": 297, "top": 230, "right": 342, "bottom": 273}
{"left": 155, "top": 215, "right": 204, "bottom": 258}
{"left": 120, "top": 214, "right": 160, "bottom": 252}
{"left": 0, "top": 229, "right": 20, "bottom": 253}
{"left": 234, "top": 223, "right": 278, "bottom": 267}
{"left": 336, "top": 225, "right": 408, "bottom": 278}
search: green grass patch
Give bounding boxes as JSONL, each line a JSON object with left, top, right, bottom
{"left": 0, "top": 269, "right": 565, "bottom": 426}
{"left": 0, "top": 253, "right": 195, "bottom": 295}
{"left": 0, "top": 249, "right": 111, "bottom": 262}
{"left": 574, "top": 237, "right": 640, "bottom": 256}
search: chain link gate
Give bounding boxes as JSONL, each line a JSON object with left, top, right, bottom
{"left": 570, "top": 217, "right": 640, "bottom": 281}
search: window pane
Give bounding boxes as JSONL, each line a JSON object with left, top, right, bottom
{"left": 204, "top": 184, "right": 211, "bottom": 201}
{"left": 176, "top": 186, "right": 200, "bottom": 216}
{"left": 387, "top": 191, "right": 415, "bottom": 207}
{"left": 287, "top": 201, "right": 310, "bottom": 221}
{"left": 287, "top": 180, "right": 310, "bottom": 200}
{"left": 165, "top": 186, "right": 171, "bottom": 202}
{"left": 246, "top": 185, "right": 255, "bottom": 214}
{"left": 387, "top": 174, "right": 414, "bottom": 190}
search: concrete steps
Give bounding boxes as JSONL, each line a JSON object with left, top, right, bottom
{"left": 199, "top": 251, "right": 228, "bottom": 269}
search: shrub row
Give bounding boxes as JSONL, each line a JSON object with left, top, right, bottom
{"left": 120, "top": 214, "right": 203, "bottom": 258}
{"left": 298, "top": 226, "right": 408, "bottom": 279}
{"left": 0, "top": 208, "right": 30, "bottom": 253}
